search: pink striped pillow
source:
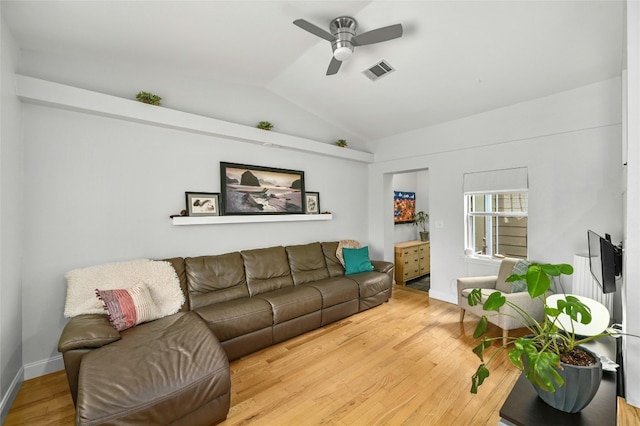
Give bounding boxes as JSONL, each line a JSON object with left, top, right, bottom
{"left": 95, "top": 283, "right": 161, "bottom": 331}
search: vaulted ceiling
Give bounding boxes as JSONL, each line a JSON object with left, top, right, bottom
{"left": 2, "top": 1, "right": 624, "bottom": 146}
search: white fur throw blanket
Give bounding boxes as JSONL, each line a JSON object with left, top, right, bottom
{"left": 64, "top": 259, "right": 184, "bottom": 318}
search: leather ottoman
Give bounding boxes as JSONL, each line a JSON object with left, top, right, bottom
{"left": 76, "top": 311, "right": 230, "bottom": 425}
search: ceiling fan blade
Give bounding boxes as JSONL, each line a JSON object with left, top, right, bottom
{"left": 352, "top": 23, "right": 403, "bottom": 46}
{"left": 326, "top": 57, "right": 342, "bottom": 76}
{"left": 293, "top": 19, "right": 336, "bottom": 42}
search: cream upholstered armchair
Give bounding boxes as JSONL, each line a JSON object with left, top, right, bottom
{"left": 457, "top": 257, "right": 548, "bottom": 345}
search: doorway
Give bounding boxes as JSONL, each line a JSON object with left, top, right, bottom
{"left": 392, "top": 169, "right": 430, "bottom": 292}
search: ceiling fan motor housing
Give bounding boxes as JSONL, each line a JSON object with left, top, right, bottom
{"left": 330, "top": 16, "right": 357, "bottom": 61}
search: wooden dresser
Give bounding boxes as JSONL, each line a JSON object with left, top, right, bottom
{"left": 394, "top": 240, "right": 430, "bottom": 285}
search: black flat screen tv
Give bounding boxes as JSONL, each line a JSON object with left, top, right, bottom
{"left": 587, "top": 229, "right": 620, "bottom": 294}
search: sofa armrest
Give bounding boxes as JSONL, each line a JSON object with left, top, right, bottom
{"left": 371, "top": 260, "right": 393, "bottom": 274}
{"left": 58, "top": 314, "right": 121, "bottom": 353}
{"left": 457, "top": 275, "right": 498, "bottom": 304}
{"left": 457, "top": 275, "right": 497, "bottom": 292}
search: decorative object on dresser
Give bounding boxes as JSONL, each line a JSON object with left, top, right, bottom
{"left": 394, "top": 240, "right": 430, "bottom": 285}
{"left": 413, "top": 210, "right": 429, "bottom": 241}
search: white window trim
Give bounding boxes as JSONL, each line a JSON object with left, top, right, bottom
{"left": 464, "top": 191, "right": 528, "bottom": 260}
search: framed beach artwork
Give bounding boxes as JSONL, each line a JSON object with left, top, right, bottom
{"left": 220, "top": 162, "right": 305, "bottom": 215}
{"left": 185, "top": 192, "right": 220, "bottom": 216}
{"left": 394, "top": 191, "right": 416, "bottom": 224}
{"left": 305, "top": 192, "right": 320, "bottom": 214}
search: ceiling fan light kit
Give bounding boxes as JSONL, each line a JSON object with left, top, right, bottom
{"left": 330, "top": 16, "right": 356, "bottom": 61}
{"left": 333, "top": 46, "right": 353, "bottom": 61}
{"left": 293, "top": 16, "right": 403, "bottom": 76}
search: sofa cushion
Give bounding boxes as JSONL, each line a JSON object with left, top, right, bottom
{"left": 286, "top": 242, "right": 330, "bottom": 285}
{"left": 305, "top": 277, "right": 359, "bottom": 308}
{"left": 346, "top": 270, "right": 392, "bottom": 298}
{"left": 76, "top": 312, "right": 230, "bottom": 425}
{"left": 321, "top": 241, "right": 345, "bottom": 277}
{"left": 256, "top": 285, "right": 322, "bottom": 324}
{"left": 95, "top": 283, "right": 162, "bottom": 331}
{"left": 186, "top": 253, "right": 249, "bottom": 309}
{"left": 242, "top": 246, "right": 294, "bottom": 296}
{"left": 496, "top": 257, "right": 519, "bottom": 293}
{"left": 343, "top": 246, "right": 375, "bottom": 275}
{"left": 193, "top": 297, "right": 273, "bottom": 342}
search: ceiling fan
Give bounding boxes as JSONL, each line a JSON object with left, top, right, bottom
{"left": 293, "top": 16, "right": 403, "bottom": 76}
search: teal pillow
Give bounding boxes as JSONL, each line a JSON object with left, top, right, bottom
{"left": 343, "top": 246, "right": 374, "bottom": 275}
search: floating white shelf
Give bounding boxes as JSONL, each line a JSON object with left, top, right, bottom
{"left": 172, "top": 214, "right": 333, "bottom": 226}
{"left": 14, "top": 75, "right": 374, "bottom": 163}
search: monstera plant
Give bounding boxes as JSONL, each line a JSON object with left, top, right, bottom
{"left": 468, "top": 262, "right": 615, "bottom": 412}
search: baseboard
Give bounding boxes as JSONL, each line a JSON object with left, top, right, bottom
{"left": 0, "top": 366, "right": 24, "bottom": 424}
{"left": 24, "top": 355, "right": 64, "bottom": 380}
{"left": 428, "top": 289, "right": 456, "bottom": 305}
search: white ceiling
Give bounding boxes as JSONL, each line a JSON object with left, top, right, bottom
{"left": 2, "top": 1, "right": 624, "bottom": 144}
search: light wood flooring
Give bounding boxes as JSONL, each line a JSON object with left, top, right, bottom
{"left": 6, "top": 286, "right": 640, "bottom": 425}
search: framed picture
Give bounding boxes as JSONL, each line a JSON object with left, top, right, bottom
{"left": 305, "top": 192, "right": 320, "bottom": 214}
{"left": 394, "top": 191, "right": 416, "bottom": 224}
{"left": 220, "top": 162, "right": 305, "bottom": 215}
{"left": 185, "top": 192, "right": 220, "bottom": 216}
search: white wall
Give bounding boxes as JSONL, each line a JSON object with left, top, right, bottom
{"left": 18, "top": 49, "right": 368, "bottom": 151}
{"left": 369, "top": 78, "right": 623, "bottom": 305}
{"left": 20, "top": 103, "right": 370, "bottom": 376}
{"left": 0, "top": 14, "right": 24, "bottom": 422}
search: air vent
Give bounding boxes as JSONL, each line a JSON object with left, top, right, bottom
{"left": 362, "top": 60, "right": 395, "bottom": 81}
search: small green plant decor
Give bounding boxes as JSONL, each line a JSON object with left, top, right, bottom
{"left": 135, "top": 91, "right": 162, "bottom": 106}
{"left": 257, "top": 121, "right": 273, "bottom": 131}
{"left": 336, "top": 139, "right": 348, "bottom": 147}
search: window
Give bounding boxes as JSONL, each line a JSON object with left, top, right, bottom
{"left": 465, "top": 192, "right": 528, "bottom": 258}
{"left": 463, "top": 167, "right": 529, "bottom": 259}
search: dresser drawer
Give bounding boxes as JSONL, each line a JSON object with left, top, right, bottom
{"left": 394, "top": 240, "right": 430, "bottom": 284}
{"left": 400, "top": 246, "right": 421, "bottom": 256}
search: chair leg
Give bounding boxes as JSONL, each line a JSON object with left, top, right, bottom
{"left": 459, "top": 308, "right": 465, "bottom": 322}
{"left": 502, "top": 329, "right": 508, "bottom": 346}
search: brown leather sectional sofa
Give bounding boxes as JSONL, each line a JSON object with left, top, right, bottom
{"left": 58, "top": 241, "right": 394, "bottom": 424}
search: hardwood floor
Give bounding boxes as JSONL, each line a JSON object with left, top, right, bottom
{"left": 6, "top": 286, "right": 640, "bottom": 425}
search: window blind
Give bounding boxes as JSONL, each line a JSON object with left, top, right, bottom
{"left": 463, "top": 167, "right": 528, "bottom": 194}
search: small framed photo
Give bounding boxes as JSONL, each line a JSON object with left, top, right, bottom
{"left": 185, "top": 192, "right": 220, "bottom": 216}
{"left": 305, "top": 192, "right": 320, "bottom": 214}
